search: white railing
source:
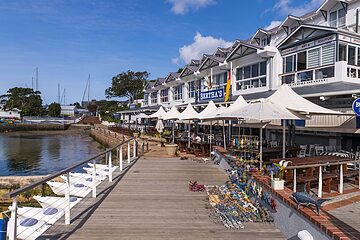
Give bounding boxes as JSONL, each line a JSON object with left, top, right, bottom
{"left": 5, "top": 135, "right": 149, "bottom": 240}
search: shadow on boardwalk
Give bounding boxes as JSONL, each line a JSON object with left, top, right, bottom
{"left": 41, "top": 145, "right": 285, "bottom": 240}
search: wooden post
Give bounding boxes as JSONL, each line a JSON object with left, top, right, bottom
{"left": 142, "top": 141, "right": 145, "bottom": 155}
{"left": 293, "top": 168, "right": 297, "bottom": 192}
{"left": 120, "top": 146, "right": 123, "bottom": 171}
{"left": 259, "top": 125, "right": 263, "bottom": 169}
{"left": 8, "top": 197, "right": 18, "bottom": 240}
{"left": 133, "top": 139, "right": 136, "bottom": 157}
{"left": 318, "top": 166, "right": 322, "bottom": 198}
{"left": 127, "top": 142, "right": 131, "bottom": 163}
{"left": 92, "top": 160, "right": 96, "bottom": 198}
{"left": 339, "top": 164, "right": 344, "bottom": 194}
{"left": 109, "top": 151, "right": 112, "bottom": 182}
{"left": 65, "top": 172, "right": 71, "bottom": 225}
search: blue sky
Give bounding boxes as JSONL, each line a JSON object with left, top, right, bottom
{"left": 0, "top": 0, "right": 323, "bottom": 104}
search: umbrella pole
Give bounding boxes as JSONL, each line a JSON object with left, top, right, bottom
{"left": 210, "top": 120, "right": 212, "bottom": 154}
{"left": 260, "top": 123, "right": 263, "bottom": 170}
{"left": 172, "top": 120, "right": 175, "bottom": 144}
{"left": 282, "top": 121, "right": 286, "bottom": 159}
{"left": 188, "top": 120, "right": 191, "bottom": 148}
{"left": 222, "top": 120, "right": 226, "bottom": 150}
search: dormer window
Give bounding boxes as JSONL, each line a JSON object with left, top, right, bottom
{"left": 329, "top": 8, "right": 346, "bottom": 28}
{"left": 260, "top": 37, "right": 271, "bottom": 46}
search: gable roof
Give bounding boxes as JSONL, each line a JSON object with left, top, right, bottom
{"left": 225, "top": 40, "right": 262, "bottom": 62}
{"left": 316, "top": 0, "right": 349, "bottom": 13}
{"left": 179, "top": 59, "right": 201, "bottom": 78}
{"left": 277, "top": 24, "right": 337, "bottom": 49}
{"left": 145, "top": 80, "right": 156, "bottom": 90}
{"left": 154, "top": 77, "right": 166, "bottom": 87}
{"left": 164, "top": 72, "right": 180, "bottom": 83}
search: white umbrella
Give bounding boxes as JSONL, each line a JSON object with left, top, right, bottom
{"left": 224, "top": 98, "right": 302, "bottom": 169}
{"left": 156, "top": 119, "right": 164, "bottom": 134}
{"left": 163, "top": 106, "right": 181, "bottom": 143}
{"left": 268, "top": 84, "right": 343, "bottom": 157}
{"left": 179, "top": 103, "right": 200, "bottom": 147}
{"left": 149, "top": 106, "right": 167, "bottom": 119}
{"left": 135, "top": 113, "right": 150, "bottom": 119}
{"left": 268, "top": 84, "right": 342, "bottom": 115}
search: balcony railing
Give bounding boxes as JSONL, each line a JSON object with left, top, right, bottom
{"left": 280, "top": 65, "right": 334, "bottom": 86}
{"left": 347, "top": 65, "right": 360, "bottom": 79}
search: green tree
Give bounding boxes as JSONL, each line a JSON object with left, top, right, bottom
{"left": 2, "top": 87, "right": 44, "bottom": 116}
{"left": 87, "top": 102, "right": 98, "bottom": 115}
{"left": 71, "top": 102, "right": 82, "bottom": 109}
{"left": 48, "top": 102, "right": 61, "bottom": 117}
{"left": 105, "top": 70, "right": 149, "bottom": 102}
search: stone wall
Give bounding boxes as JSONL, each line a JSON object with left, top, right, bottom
{"left": 0, "top": 124, "right": 69, "bottom": 132}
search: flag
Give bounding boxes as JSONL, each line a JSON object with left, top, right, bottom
{"left": 224, "top": 69, "right": 231, "bottom": 102}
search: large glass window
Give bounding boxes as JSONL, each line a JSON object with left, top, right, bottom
{"left": 235, "top": 61, "right": 267, "bottom": 90}
{"left": 188, "top": 79, "right": 202, "bottom": 98}
{"left": 338, "top": 8, "right": 346, "bottom": 27}
{"left": 284, "top": 55, "right": 296, "bottom": 73}
{"left": 330, "top": 9, "right": 346, "bottom": 27}
{"left": 151, "top": 92, "right": 157, "bottom": 104}
{"left": 339, "top": 44, "right": 347, "bottom": 61}
{"left": 143, "top": 93, "right": 149, "bottom": 106}
{"left": 213, "top": 72, "right": 227, "bottom": 86}
{"left": 297, "top": 51, "right": 307, "bottom": 70}
{"left": 330, "top": 11, "right": 337, "bottom": 27}
{"left": 160, "top": 89, "right": 169, "bottom": 103}
{"left": 173, "top": 84, "right": 183, "bottom": 100}
{"left": 348, "top": 46, "right": 356, "bottom": 65}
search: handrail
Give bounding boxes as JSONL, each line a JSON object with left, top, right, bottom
{"left": 6, "top": 137, "right": 135, "bottom": 198}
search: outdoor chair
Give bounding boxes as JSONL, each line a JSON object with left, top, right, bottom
{"left": 269, "top": 140, "right": 278, "bottom": 148}
{"left": 297, "top": 149, "right": 306, "bottom": 158}
{"left": 314, "top": 146, "right": 324, "bottom": 156}
{"left": 305, "top": 144, "right": 314, "bottom": 157}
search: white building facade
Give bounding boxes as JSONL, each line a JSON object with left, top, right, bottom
{"left": 142, "top": 0, "right": 360, "bottom": 113}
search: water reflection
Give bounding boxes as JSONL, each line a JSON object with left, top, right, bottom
{"left": 0, "top": 131, "right": 101, "bottom": 176}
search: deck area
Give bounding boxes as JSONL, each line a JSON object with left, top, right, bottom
{"left": 40, "top": 148, "right": 285, "bottom": 239}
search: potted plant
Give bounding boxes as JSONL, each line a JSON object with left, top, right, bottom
{"left": 267, "top": 163, "right": 285, "bottom": 190}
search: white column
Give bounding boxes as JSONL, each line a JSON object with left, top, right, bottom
{"left": 65, "top": 172, "right": 71, "bottom": 225}
{"left": 293, "top": 169, "right": 297, "bottom": 192}
{"left": 359, "top": 162, "right": 360, "bottom": 189}
{"left": 119, "top": 146, "right": 123, "bottom": 171}
{"left": 133, "top": 139, "right": 136, "bottom": 157}
{"left": 339, "top": 164, "right": 344, "bottom": 194}
{"left": 108, "top": 151, "right": 112, "bottom": 182}
{"left": 127, "top": 142, "right": 131, "bottom": 163}
{"left": 169, "top": 87, "right": 173, "bottom": 102}
{"left": 259, "top": 126, "right": 263, "bottom": 169}
{"left": 92, "top": 160, "right": 96, "bottom": 198}
{"left": 8, "top": 197, "right": 18, "bottom": 240}
{"left": 318, "top": 166, "right": 323, "bottom": 198}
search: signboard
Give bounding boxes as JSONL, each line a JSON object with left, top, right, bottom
{"left": 339, "top": 34, "right": 360, "bottom": 45}
{"left": 352, "top": 98, "right": 360, "bottom": 116}
{"left": 198, "top": 88, "right": 224, "bottom": 102}
{"left": 282, "top": 35, "right": 336, "bottom": 55}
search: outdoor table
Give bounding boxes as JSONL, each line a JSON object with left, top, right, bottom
{"left": 262, "top": 146, "right": 302, "bottom": 158}
{"left": 191, "top": 141, "right": 210, "bottom": 157}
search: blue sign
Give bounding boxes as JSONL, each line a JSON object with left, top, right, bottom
{"left": 352, "top": 98, "right": 360, "bottom": 116}
{"left": 198, "top": 88, "right": 224, "bottom": 102}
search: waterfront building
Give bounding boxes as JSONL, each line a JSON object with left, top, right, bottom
{"left": 0, "top": 108, "right": 21, "bottom": 119}
{"left": 61, "top": 105, "right": 76, "bottom": 117}
{"left": 120, "top": 0, "right": 360, "bottom": 149}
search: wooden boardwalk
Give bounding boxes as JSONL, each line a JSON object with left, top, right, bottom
{"left": 41, "top": 152, "right": 284, "bottom": 239}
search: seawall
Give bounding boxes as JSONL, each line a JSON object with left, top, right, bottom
{"left": 0, "top": 124, "right": 69, "bottom": 132}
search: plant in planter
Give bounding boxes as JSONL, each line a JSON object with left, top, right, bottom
{"left": 267, "top": 163, "right": 286, "bottom": 190}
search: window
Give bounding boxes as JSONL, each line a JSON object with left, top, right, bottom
{"left": 143, "top": 93, "right": 149, "bottom": 106}
{"left": 308, "top": 48, "right": 320, "bottom": 68}
{"left": 284, "top": 55, "right": 296, "bottom": 73}
{"left": 213, "top": 72, "right": 227, "bottom": 86}
{"left": 330, "top": 9, "right": 346, "bottom": 27}
{"left": 322, "top": 43, "right": 335, "bottom": 65}
{"left": 188, "top": 79, "right": 202, "bottom": 98}
{"left": 151, "top": 92, "right": 157, "bottom": 104}
{"left": 357, "top": 48, "right": 360, "bottom": 66}
{"left": 339, "top": 44, "right": 347, "bottom": 61}
{"left": 348, "top": 46, "right": 356, "bottom": 65}
{"left": 160, "top": 89, "right": 169, "bottom": 103}
{"left": 297, "top": 51, "right": 307, "bottom": 71}
{"left": 235, "top": 61, "right": 267, "bottom": 90}
{"left": 173, "top": 85, "right": 183, "bottom": 101}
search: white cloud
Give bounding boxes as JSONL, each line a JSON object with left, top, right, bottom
{"left": 272, "top": 0, "right": 323, "bottom": 16}
{"left": 264, "top": 20, "right": 282, "bottom": 30}
{"left": 173, "top": 32, "right": 233, "bottom": 65}
{"left": 167, "top": 0, "right": 216, "bottom": 15}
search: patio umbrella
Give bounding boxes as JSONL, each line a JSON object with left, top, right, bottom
{"left": 155, "top": 119, "right": 164, "bottom": 134}
{"left": 149, "top": 106, "right": 167, "bottom": 119}
{"left": 268, "top": 84, "right": 343, "bottom": 157}
{"left": 179, "top": 103, "right": 200, "bottom": 147}
{"left": 135, "top": 113, "right": 150, "bottom": 132}
{"left": 223, "top": 98, "right": 302, "bottom": 169}
{"left": 163, "top": 106, "right": 181, "bottom": 143}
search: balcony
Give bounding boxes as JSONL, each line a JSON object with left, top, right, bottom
{"left": 280, "top": 65, "right": 334, "bottom": 87}
{"left": 347, "top": 65, "right": 360, "bottom": 79}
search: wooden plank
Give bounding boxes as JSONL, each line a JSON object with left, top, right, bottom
{"left": 40, "top": 155, "right": 285, "bottom": 240}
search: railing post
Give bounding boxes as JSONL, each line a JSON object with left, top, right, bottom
{"left": 65, "top": 172, "right": 71, "bottom": 225}
{"left": 318, "top": 166, "right": 322, "bottom": 198}
{"left": 8, "top": 197, "right": 18, "bottom": 240}
{"left": 142, "top": 141, "right": 145, "bottom": 155}
{"left": 127, "top": 142, "right": 131, "bottom": 163}
{"left": 293, "top": 169, "right": 297, "bottom": 192}
{"left": 120, "top": 146, "right": 123, "bottom": 171}
{"left": 133, "top": 139, "right": 136, "bottom": 157}
{"left": 146, "top": 140, "right": 149, "bottom": 151}
{"left": 92, "top": 160, "right": 96, "bottom": 198}
{"left": 339, "top": 164, "right": 343, "bottom": 194}
{"left": 109, "top": 150, "right": 112, "bottom": 182}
